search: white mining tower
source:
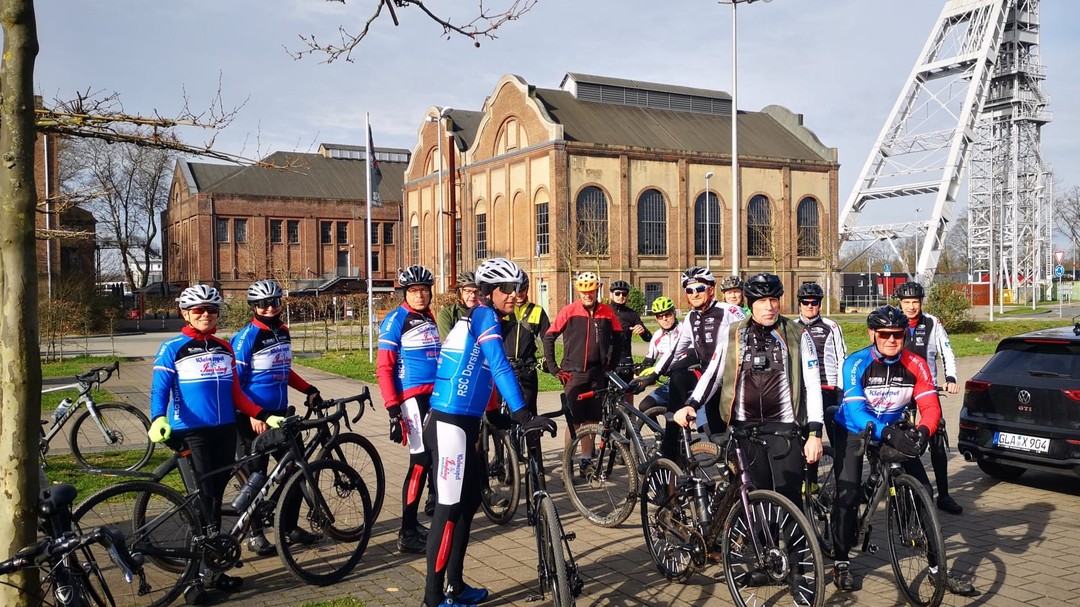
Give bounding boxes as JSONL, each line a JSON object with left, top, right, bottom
{"left": 840, "top": 0, "right": 1052, "bottom": 301}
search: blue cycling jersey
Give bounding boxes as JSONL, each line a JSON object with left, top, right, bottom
{"left": 835, "top": 345, "right": 941, "bottom": 440}
{"left": 430, "top": 303, "right": 527, "bottom": 418}
{"left": 231, "top": 318, "right": 298, "bottom": 412}
{"left": 377, "top": 303, "right": 440, "bottom": 409}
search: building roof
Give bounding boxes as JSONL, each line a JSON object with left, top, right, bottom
{"left": 445, "top": 109, "right": 485, "bottom": 152}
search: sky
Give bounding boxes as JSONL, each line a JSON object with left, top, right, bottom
{"left": 34, "top": 0, "right": 1080, "bottom": 234}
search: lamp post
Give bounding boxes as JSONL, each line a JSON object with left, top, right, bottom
{"left": 914, "top": 206, "right": 921, "bottom": 280}
{"left": 705, "top": 171, "right": 714, "bottom": 270}
{"left": 428, "top": 106, "right": 453, "bottom": 292}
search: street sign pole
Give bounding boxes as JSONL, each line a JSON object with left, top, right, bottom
{"left": 1056, "top": 264, "right": 1065, "bottom": 317}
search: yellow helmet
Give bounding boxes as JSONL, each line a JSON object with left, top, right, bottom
{"left": 574, "top": 271, "right": 599, "bottom": 292}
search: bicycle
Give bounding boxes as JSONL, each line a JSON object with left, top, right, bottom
{"left": 640, "top": 422, "right": 825, "bottom": 607}
{"left": 72, "top": 394, "right": 374, "bottom": 607}
{"left": 0, "top": 483, "right": 146, "bottom": 607}
{"left": 40, "top": 361, "right": 154, "bottom": 471}
{"left": 801, "top": 419, "right": 947, "bottom": 607}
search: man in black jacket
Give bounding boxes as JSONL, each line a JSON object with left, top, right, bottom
{"left": 608, "top": 280, "right": 651, "bottom": 373}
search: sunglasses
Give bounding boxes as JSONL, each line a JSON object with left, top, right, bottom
{"left": 611, "top": 291, "right": 628, "bottom": 297}
{"left": 685, "top": 284, "right": 708, "bottom": 295}
{"left": 188, "top": 306, "right": 220, "bottom": 315}
{"left": 495, "top": 283, "right": 519, "bottom": 295}
{"left": 656, "top": 311, "right": 675, "bottom": 318}
{"left": 254, "top": 297, "right": 282, "bottom": 308}
{"left": 799, "top": 299, "right": 821, "bottom": 306}
{"left": 875, "top": 331, "right": 905, "bottom": 341}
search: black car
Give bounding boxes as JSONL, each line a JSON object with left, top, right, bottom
{"left": 958, "top": 318, "right": 1080, "bottom": 480}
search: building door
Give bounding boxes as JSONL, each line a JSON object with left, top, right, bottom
{"left": 644, "top": 282, "right": 663, "bottom": 311}
{"left": 337, "top": 250, "right": 349, "bottom": 276}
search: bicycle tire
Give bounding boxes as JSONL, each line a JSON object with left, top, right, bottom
{"left": 69, "top": 402, "right": 154, "bottom": 471}
{"left": 801, "top": 447, "right": 835, "bottom": 559}
{"left": 562, "top": 424, "right": 638, "bottom": 527}
{"left": 479, "top": 424, "right": 520, "bottom": 525}
{"left": 721, "top": 489, "right": 826, "bottom": 607}
{"left": 886, "top": 474, "right": 947, "bottom": 607}
{"left": 538, "top": 495, "right": 573, "bottom": 607}
{"left": 275, "top": 459, "right": 373, "bottom": 586}
{"left": 318, "top": 431, "right": 387, "bottom": 520}
{"left": 637, "top": 405, "right": 668, "bottom": 462}
{"left": 640, "top": 457, "right": 700, "bottom": 582}
{"left": 73, "top": 480, "right": 199, "bottom": 607}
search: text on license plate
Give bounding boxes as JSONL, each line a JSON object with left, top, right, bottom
{"left": 994, "top": 432, "right": 1050, "bottom": 453}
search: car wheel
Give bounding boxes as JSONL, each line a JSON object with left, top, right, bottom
{"left": 977, "top": 459, "right": 1026, "bottom": 481}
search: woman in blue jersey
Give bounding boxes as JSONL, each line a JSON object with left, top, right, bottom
{"left": 422, "top": 258, "right": 556, "bottom": 607}
{"left": 231, "top": 279, "right": 322, "bottom": 557}
{"left": 149, "top": 285, "right": 284, "bottom": 604}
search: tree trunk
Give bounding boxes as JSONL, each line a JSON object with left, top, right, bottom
{"left": 0, "top": 1, "right": 43, "bottom": 605}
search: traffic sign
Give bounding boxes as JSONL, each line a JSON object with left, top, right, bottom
{"left": 1055, "top": 250, "right": 1066, "bottom": 264}
{"left": 1055, "top": 264, "right": 1065, "bottom": 278}
{"left": 883, "top": 263, "right": 891, "bottom": 273}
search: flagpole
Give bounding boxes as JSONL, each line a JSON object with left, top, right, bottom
{"left": 365, "top": 113, "right": 375, "bottom": 363}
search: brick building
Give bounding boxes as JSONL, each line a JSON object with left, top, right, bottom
{"left": 163, "top": 144, "right": 407, "bottom": 298}
{"left": 403, "top": 73, "right": 840, "bottom": 312}
{"left": 35, "top": 131, "right": 96, "bottom": 298}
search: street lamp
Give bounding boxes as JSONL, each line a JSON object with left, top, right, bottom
{"left": 726, "top": 0, "right": 772, "bottom": 276}
{"left": 428, "top": 106, "right": 453, "bottom": 292}
{"left": 914, "top": 206, "right": 921, "bottom": 280}
{"left": 705, "top": 171, "right": 714, "bottom": 270}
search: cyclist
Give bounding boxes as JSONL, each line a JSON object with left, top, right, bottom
{"left": 231, "top": 279, "right": 323, "bottom": 557}
{"left": 436, "top": 270, "right": 479, "bottom": 340}
{"left": 149, "top": 285, "right": 284, "bottom": 604}
{"left": 830, "top": 305, "right": 941, "bottom": 591}
{"left": 636, "top": 296, "right": 686, "bottom": 415}
{"left": 894, "top": 281, "right": 963, "bottom": 515}
{"left": 720, "top": 275, "right": 750, "bottom": 315}
{"left": 502, "top": 273, "right": 550, "bottom": 416}
{"left": 672, "top": 273, "right": 824, "bottom": 510}
{"left": 542, "top": 271, "right": 625, "bottom": 477}
{"left": 423, "top": 258, "right": 557, "bottom": 607}
{"left": 377, "top": 265, "right": 441, "bottom": 554}
{"left": 794, "top": 282, "right": 846, "bottom": 450}
{"left": 608, "top": 279, "right": 652, "bottom": 373}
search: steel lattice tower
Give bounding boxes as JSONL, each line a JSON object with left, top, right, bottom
{"left": 840, "top": 0, "right": 1052, "bottom": 292}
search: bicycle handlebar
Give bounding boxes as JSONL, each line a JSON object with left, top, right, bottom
{"left": 0, "top": 526, "right": 144, "bottom": 582}
{"left": 577, "top": 370, "right": 635, "bottom": 401}
{"left": 75, "top": 361, "right": 120, "bottom": 388}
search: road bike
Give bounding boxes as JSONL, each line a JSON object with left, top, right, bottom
{"left": 641, "top": 423, "right": 825, "bottom": 607}
{"left": 40, "top": 361, "right": 153, "bottom": 471}
{"left": 72, "top": 394, "right": 373, "bottom": 606}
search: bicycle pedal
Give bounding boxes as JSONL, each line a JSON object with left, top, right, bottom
{"left": 563, "top": 531, "right": 576, "bottom": 542}
{"left": 865, "top": 543, "right": 878, "bottom": 555}
{"left": 525, "top": 593, "right": 543, "bottom": 602}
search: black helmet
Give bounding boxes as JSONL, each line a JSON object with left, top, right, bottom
{"left": 796, "top": 282, "right": 824, "bottom": 299}
{"left": 893, "top": 281, "right": 925, "bottom": 300}
{"left": 681, "top": 266, "right": 715, "bottom": 288}
{"left": 519, "top": 273, "right": 530, "bottom": 293}
{"left": 398, "top": 265, "right": 435, "bottom": 288}
{"left": 719, "top": 275, "right": 743, "bottom": 291}
{"left": 610, "top": 280, "right": 631, "bottom": 293}
{"left": 743, "top": 273, "right": 784, "bottom": 306}
{"left": 456, "top": 271, "right": 477, "bottom": 289}
{"left": 866, "top": 305, "right": 907, "bottom": 330}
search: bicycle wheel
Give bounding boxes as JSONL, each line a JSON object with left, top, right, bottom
{"left": 640, "top": 457, "right": 701, "bottom": 582}
{"left": 275, "top": 459, "right": 373, "bottom": 585}
{"left": 318, "top": 431, "right": 387, "bottom": 520}
{"left": 721, "top": 489, "right": 825, "bottom": 607}
{"left": 801, "top": 447, "right": 835, "bottom": 559}
{"left": 74, "top": 480, "right": 199, "bottom": 607}
{"left": 538, "top": 495, "right": 573, "bottom": 607}
{"left": 69, "top": 402, "right": 154, "bottom": 471}
{"left": 637, "top": 405, "right": 668, "bottom": 462}
{"left": 886, "top": 474, "right": 946, "bottom": 607}
{"left": 480, "top": 424, "right": 520, "bottom": 525}
{"left": 562, "top": 424, "right": 638, "bottom": 527}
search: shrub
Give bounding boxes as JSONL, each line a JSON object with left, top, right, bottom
{"left": 926, "top": 280, "right": 976, "bottom": 333}
{"left": 627, "top": 284, "right": 646, "bottom": 314}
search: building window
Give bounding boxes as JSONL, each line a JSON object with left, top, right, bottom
{"left": 747, "top": 195, "right": 771, "bottom": 257}
{"left": 637, "top": 189, "right": 666, "bottom": 255}
{"left": 371, "top": 251, "right": 380, "bottom": 273}
{"left": 536, "top": 202, "right": 549, "bottom": 255}
{"left": 383, "top": 222, "right": 394, "bottom": 245}
{"left": 320, "top": 221, "right": 332, "bottom": 244}
{"left": 694, "top": 191, "right": 721, "bottom": 256}
{"left": 576, "top": 186, "right": 608, "bottom": 255}
{"left": 337, "top": 222, "right": 348, "bottom": 244}
{"left": 411, "top": 217, "right": 419, "bottom": 263}
{"left": 455, "top": 217, "right": 462, "bottom": 270}
{"left": 233, "top": 219, "right": 247, "bottom": 244}
{"left": 475, "top": 213, "right": 488, "bottom": 260}
{"left": 216, "top": 218, "right": 229, "bottom": 243}
{"left": 369, "top": 222, "right": 378, "bottom": 245}
{"left": 797, "top": 197, "right": 820, "bottom": 257}
{"left": 270, "top": 220, "right": 283, "bottom": 244}
{"left": 287, "top": 220, "right": 300, "bottom": 245}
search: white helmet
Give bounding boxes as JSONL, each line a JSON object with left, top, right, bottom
{"left": 177, "top": 285, "right": 223, "bottom": 310}
{"left": 475, "top": 258, "right": 523, "bottom": 291}
{"left": 246, "top": 279, "right": 283, "bottom": 303}
{"left": 681, "top": 266, "right": 716, "bottom": 289}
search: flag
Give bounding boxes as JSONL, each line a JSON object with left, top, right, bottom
{"left": 367, "top": 124, "right": 382, "bottom": 207}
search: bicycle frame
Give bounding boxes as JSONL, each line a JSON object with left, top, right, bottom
{"left": 40, "top": 362, "right": 120, "bottom": 452}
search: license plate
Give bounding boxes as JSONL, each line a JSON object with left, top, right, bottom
{"left": 994, "top": 431, "right": 1050, "bottom": 453}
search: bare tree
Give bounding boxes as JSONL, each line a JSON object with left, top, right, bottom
{"left": 1056, "top": 186, "right": 1080, "bottom": 267}
{"left": 576, "top": 201, "right": 608, "bottom": 279}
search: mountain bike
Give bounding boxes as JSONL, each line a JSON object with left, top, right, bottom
{"left": 802, "top": 420, "right": 946, "bottom": 607}
{"left": 40, "top": 361, "right": 153, "bottom": 471}
{"left": 0, "top": 483, "right": 146, "bottom": 607}
{"left": 641, "top": 422, "right": 825, "bottom": 607}
{"left": 72, "top": 395, "right": 373, "bottom": 607}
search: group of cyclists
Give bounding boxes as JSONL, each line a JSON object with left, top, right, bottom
{"left": 148, "top": 256, "right": 973, "bottom": 605}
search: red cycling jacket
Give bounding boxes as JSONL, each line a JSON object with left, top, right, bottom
{"left": 542, "top": 300, "right": 625, "bottom": 374}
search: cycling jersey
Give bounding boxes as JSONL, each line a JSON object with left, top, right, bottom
{"left": 646, "top": 324, "right": 685, "bottom": 363}
{"left": 231, "top": 317, "right": 312, "bottom": 412}
{"left": 835, "top": 345, "right": 942, "bottom": 439}
{"left": 904, "top": 312, "right": 958, "bottom": 385}
{"left": 151, "top": 325, "right": 262, "bottom": 431}
{"left": 542, "top": 300, "right": 625, "bottom": 373}
{"left": 653, "top": 299, "right": 745, "bottom": 376}
{"left": 377, "top": 302, "right": 441, "bottom": 410}
{"left": 431, "top": 303, "right": 527, "bottom": 418}
{"left": 503, "top": 301, "right": 550, "bottom": 363}
{"left": 796, "top": 314, "right": 847, "bottom": 388}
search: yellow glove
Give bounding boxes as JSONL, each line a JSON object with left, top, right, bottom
{"left": 266, "top": 415, "right": 286, "bottom": 429}
{"left": 148, "top": 416, "right": 171, "bottom": 443}
{"left": 636, "top": 366, "right": 656, "bottom": 378}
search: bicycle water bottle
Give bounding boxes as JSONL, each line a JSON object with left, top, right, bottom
{"left": 231, "top": 472, "right": 267, "bottom": 512}
{"left": 53, "top": 398, "right": 74, "bottom": 422}
{"left": 692, "top": 478, "right": 712, "bottom": 525}
{"left": 863, "top": 471, "right": 881, "bottom": 504}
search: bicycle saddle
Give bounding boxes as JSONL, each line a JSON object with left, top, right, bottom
{"left": 39, "top": 483, "right": 77, "bottom": 515}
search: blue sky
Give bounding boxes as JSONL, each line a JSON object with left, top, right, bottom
{"left": 35, "top": 0, "right": 1080, "bottom": 224}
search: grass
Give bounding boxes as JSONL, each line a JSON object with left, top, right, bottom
{"left": 835, "top": 318, "right": 1070, "bottom": 357}
{"left": 299, "top": 598, "right": 364, "bottom": 607}
{"left": 40, "top": 388, "right": 114, "bottom": 412}
{"left": 43, "top": 450, "right": 184, "bottom": 497}
{"left": 41, "top": 355, "right": 123, "bottom": 378}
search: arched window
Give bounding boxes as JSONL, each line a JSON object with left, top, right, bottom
{"left": 410, "top": 214, "right": 419, "bottom": 263}
{"left": 637, "top": 189, "right": 667, "bottom": 255}
{"left": 694, "top": 191, "right": 721, "bottom": 256}
{"left": 576, "top": 186, "right": 608, "bottom": 255}
{"left": 747, "top": 195, "right": 772, "bottom": 257}
{"left": 797, "top": 197, "right": 821, "bottom": 257}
